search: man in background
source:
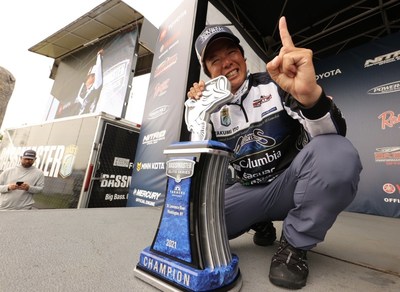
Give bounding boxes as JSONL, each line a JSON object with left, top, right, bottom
{"left": 0, "top": 150, "right": 44, "bottom": 210}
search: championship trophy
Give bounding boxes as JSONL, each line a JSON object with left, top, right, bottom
{"left": 134, "top": 76, "right": 242, "bottom": 291}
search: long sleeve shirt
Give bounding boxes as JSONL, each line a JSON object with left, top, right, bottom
{"left": 210, "top": 72, "right": 346, "bottom": 185}
{"left": 0, "top": 165, "right": 44, "bottom": 210}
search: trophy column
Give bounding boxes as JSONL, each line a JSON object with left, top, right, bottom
{"left": 134, "top": 76, "right": 242, "bottom": 291}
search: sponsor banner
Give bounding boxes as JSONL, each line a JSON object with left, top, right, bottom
{"left": 315, "top": 31, "right": 400, "bottom": 217}
{"left": 49, "top": 29, "right": 138, "bottom": 120}
{"left": 128, "top": 1, "right": 200, "bottom": 207}
{"left": 88, "top": 123, "right": 139, "bottom": 208}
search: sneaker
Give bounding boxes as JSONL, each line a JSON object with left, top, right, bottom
{"left": 269, "top": 234, "right": 309, "bottom": 289}
{"left": 252, "top": 221, "right": 277, "bottom": 246}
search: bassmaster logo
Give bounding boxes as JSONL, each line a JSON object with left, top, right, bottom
{"left": 367, "top": 81, "right": 400, "bottom": 95}
{"left": 0, "top": 144, "right": 77, "bottom": 178}
{"left": 364, "top": 50, "right": 400, "bottom": 68}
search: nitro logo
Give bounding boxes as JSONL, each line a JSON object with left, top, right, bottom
{"left": 315, "top": 68, "right": 342, "bottom": 80}
{"left": 378, "top": 110, "right": 400, "bottom": 129}
{"left": 234, "top": 129, "right": 276, "bottom": 153}
{"left": 148, "top": 105, "right": 169, "bottom": 120}
{"left": 367, "top": 81, "right": 400, "bottom": 95}
{"left": 142, "top": 130, "right": 166, "bottom": 145}
{"left": 364, "top": 50, "right": 400, "bottom": 68}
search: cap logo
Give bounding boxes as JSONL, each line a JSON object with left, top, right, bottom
{"left": 199, "top": 26, "right": 228, "bottom": 44}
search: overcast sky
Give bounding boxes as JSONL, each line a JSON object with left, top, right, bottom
{"left": 0, "top": 0, "right": 182, "bottom": 131}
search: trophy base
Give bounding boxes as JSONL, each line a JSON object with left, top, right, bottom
{"left": 134, "top": 247, "right": 243, "bottom": 292}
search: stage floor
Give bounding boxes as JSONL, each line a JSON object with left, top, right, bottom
{"left": 0, "top": 207, "right": 399, "bottom": 291}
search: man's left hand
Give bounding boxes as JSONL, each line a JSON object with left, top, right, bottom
{"left": 266, "top": 16, "right": 322, "bottom": 108}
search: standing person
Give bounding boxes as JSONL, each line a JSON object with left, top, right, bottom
{"left": 75, "top": 49, "right": 104, "bottom": 115}
{"left": 187, "top": 17, "right": 362, "bottom": 289}
{"left": 0, "top": 150, "right": 44, "bottom": 210}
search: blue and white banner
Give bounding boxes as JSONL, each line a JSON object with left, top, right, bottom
{"left": 315, "top": 32, "right": 400, "bottom": 218}
{"left": 127, "top": 0, "right": 200, "bottom": 207}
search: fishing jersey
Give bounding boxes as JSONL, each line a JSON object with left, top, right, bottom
{"left": 209, "top": 72, "right": 346, "bottom": 185}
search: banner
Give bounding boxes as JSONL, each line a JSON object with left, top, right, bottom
{"left": 48, "top": 29, "right": 138, "bottom": 120}
{"left": 315, "top": 32, "right": 400, "bottom": 218}
{"left": 87, "top": 123, "right": 139, "bottom": 207}
{"left": 127, "top": 1, "right": 202, "bottom": 207}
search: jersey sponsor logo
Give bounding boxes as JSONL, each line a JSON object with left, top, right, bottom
{"left": 261, "top": 107, "right": 277, "bottom": 118}
{"left": 220, "top": 106, "right": 231, "bottom": 126}
{"left": 253, "top": 94, "right": 272, "bottom": 107}
{"left": 233, "top": 129, "right": 276, "bottom": 153}
{"left": 234, "top": 150, "right": 281, "bottom": 171}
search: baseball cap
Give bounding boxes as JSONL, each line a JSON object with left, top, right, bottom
{"left": 195, "top": 25, "right": 240, "bottom": 64}
{"left": 22, "top": 150, "right": 37, "bottom": 159}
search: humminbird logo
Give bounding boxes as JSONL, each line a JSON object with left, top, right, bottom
{"left": 364, "top": 50, "right": 400, "bottom": 68}
{"left": 148, "top": 105, "right": 169, "bottom": 120}
{"left": 367, "top": 81, "right": 400, "bottom": 95}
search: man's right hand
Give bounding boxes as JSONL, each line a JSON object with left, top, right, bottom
{"left": 187, "top": 80, "right": 206, "bottom": 100}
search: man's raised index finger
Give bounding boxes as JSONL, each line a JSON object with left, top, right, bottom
{"left": 279, "top": 16, "right": 294, "bottom": 47}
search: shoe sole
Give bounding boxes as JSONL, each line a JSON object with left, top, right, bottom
{"left": 253, "top": 236, "right": 277, "bottom": 246}
{"left": 269, "top": 275, "right": 306, "bottom": 290}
